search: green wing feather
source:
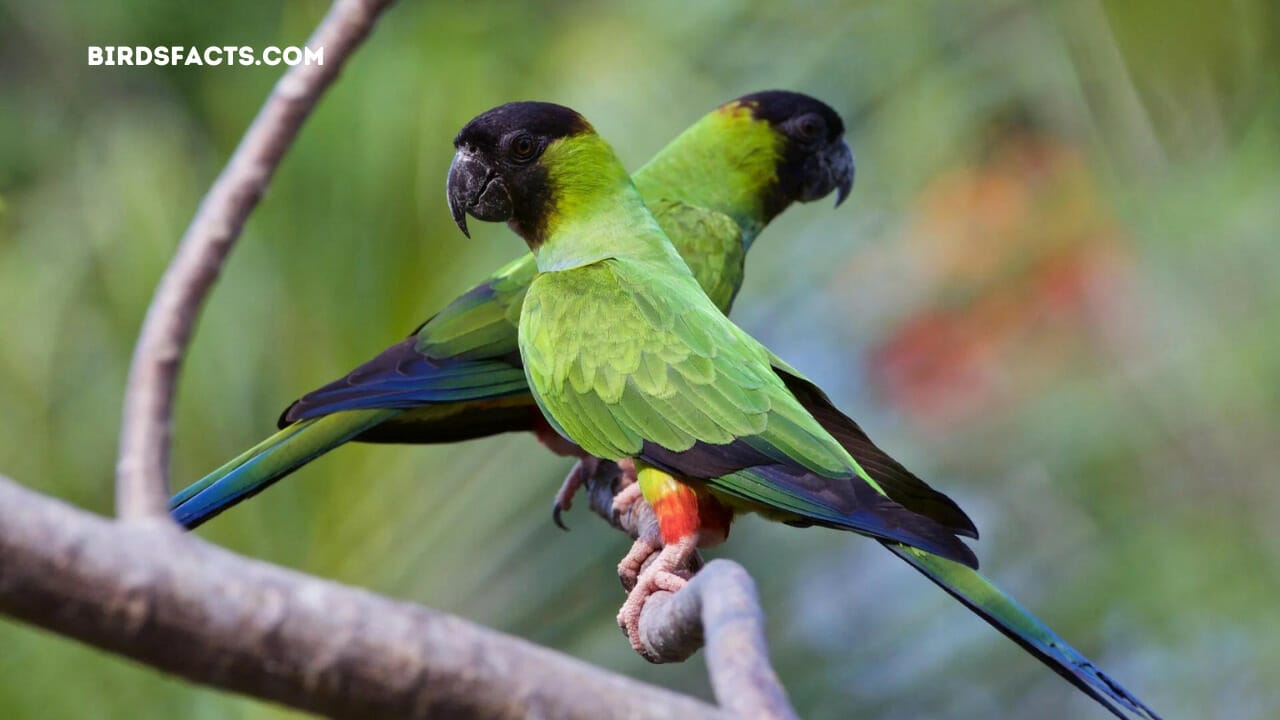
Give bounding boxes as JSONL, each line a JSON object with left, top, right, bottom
{"left": 522, "top": 258, "right": 851, "bottom": 476}
{"left": 411, "top": 254, "right": 533, "bottom": 361}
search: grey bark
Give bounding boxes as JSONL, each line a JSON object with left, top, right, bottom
{"left": 0, "top": 475, "right": 727, "bottom": 720}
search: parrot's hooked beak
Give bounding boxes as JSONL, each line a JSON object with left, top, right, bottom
{"left": 814, "top": 138, "right": 856, "bottom": 208}
{"left": 829, "top": 139, "right": 855, "bottom": 208}
{"left": 796, "top": 137, "right": 855, "bottom": 208}
{"left": 447, "top": 148, "right": 513, "bottom": 238}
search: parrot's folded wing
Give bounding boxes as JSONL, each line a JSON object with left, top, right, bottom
{"left": 523, "top": 260, "right": 978, "bottom": 568}
{"left": 281, "top": 255, "right": 536, "bottom": 426}
{"left": 279, "top": 337, "right": 528, "bottom": 425}
{"left": 775, "top": 367, "right": 979, "bottom": 539}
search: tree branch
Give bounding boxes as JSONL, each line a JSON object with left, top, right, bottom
{"left": 0, "top": 475, "right": 728, "bottom": 720}
{"left": 115, "top": 0, "right": 398, "bottom": 520}
{"left": 585, "top": 464, "right": 800, "bottom": 719}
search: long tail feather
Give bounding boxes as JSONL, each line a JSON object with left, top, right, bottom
{"left": 171, "top": 409, "right": 398, "bottom": 529}
{"left": 886, "top": 543, "right": 1160, "bottom": 720}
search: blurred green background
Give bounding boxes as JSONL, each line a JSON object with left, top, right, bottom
{"left": 2, "top": 0, "right": 1277, "bottom": 717}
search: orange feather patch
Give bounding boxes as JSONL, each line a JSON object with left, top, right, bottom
{"left": 650, "top": 484, "right": 701, "bottom": 545}
{"left": 640, "top": 464, "right": 734, "bottom": 547}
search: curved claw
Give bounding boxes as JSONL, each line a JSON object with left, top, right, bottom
{"left": 552, "top": 500, "right": 570, "bottom": 531}
{"left": 550, "top": 457, "right": 598, "bottom": 531}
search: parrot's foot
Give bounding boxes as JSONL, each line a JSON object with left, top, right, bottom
{"left": 610, "top": 479, "right": 644, "bottom": 520}
{"left": 617, "top": 531, "right": 705, "bottom": 592}
{"left": 614, "top": 483, "right": 653, "bottom": 592}
{"left": 551, "top": 456, "right": 600, "bottom": 530}
{"left": 617, "top": 532, "right": 660, "bottom": 593}
{"left": 616, "top": 535, "right": 698, "bottom": 660}
{"left": 616, "top": 458, "right": 637, "bottom": 490}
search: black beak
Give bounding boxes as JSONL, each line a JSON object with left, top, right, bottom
{"left": 830, "top": 139, "right": 855, "bottom": 207}
{"left": 446, "top": 151, "right": 474, "bottom": 238}
{"left": 798, "top": 138, "right": 856, "bottom": 208}
{"left": 446, "top": 148, "right": 513, "bottom": 238}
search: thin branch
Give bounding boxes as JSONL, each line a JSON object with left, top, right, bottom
{"left": 586, "top": 463, "right": 800, "bottom": 720}
{"left": 115, "top": 0, "right": 398, "bottom": 520}
{"left": 0, "top": 475, "right": 727, "bottom": 720}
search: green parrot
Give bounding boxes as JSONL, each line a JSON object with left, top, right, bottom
{"left": 169, "top": 91, "right": 857, "bottom": 529}
{"left": 445, "top": 101, "right": 1159, "bottom": 720}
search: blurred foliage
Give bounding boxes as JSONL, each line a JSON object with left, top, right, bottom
{"left": 1, "top": 0, "right": 1278, "bottom": 718}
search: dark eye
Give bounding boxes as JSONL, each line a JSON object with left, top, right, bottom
{"left": 509, "top": 134, "right": 538, "bottom": 162}
{"left": 795, "top": 114, "right": 824, "bottom": 141}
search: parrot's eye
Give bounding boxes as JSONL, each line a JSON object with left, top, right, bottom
{"left": 509, "top": 134, "right": 539, "bottom": 163}
{"left": 794, "top": 114, "right": 825, "bottom": 141}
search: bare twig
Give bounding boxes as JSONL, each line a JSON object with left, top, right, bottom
{"left": 585, "top": 463, "right": 800, "bottom": 720}
{"left": 115, "top": 0, "right": 398, "bottom": 520}
{"left": 0, "top": 475, "right": 728, "bottom": 720}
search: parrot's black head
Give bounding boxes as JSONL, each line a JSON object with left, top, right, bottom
{"left": 447, "top": 101, "right": 594, "bottom": 240}
{"left": 736, "top": 90, "right": 855, "bottom": 216}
